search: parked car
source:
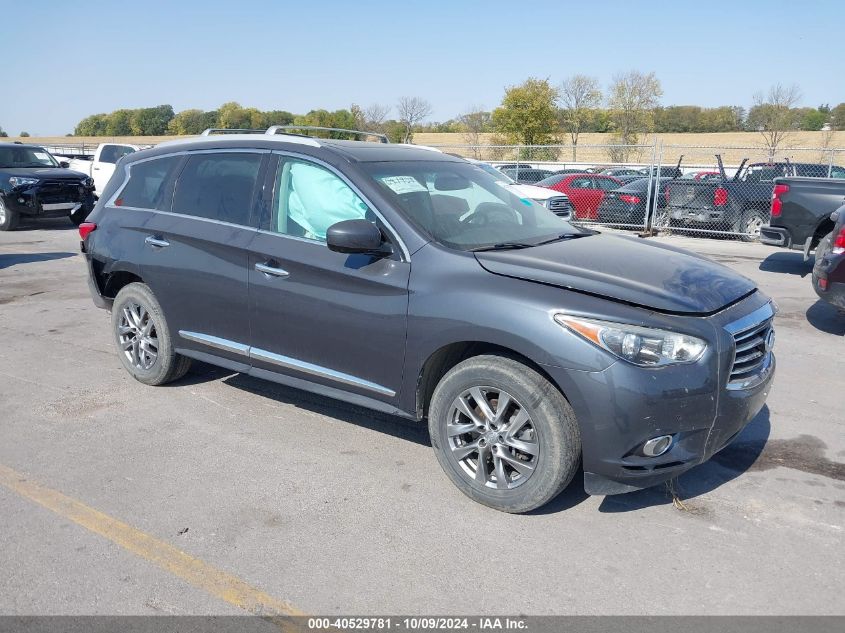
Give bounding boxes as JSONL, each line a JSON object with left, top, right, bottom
{"left": 812, "top": 207, "right": 845, "bottom": 309}
{"left": 498, "top": 167, "right": 555, "bottom": 184}
{"left": 682, "top": 170, "right": 721, "bottom": 181}
{"left": 642, "top": 165, "right": 683, "bottom": 180}
{"left": 600, "top": 167, "right": 647, "bottom": 177}
{"left": 537, "top": 173, "right": 623, "bottom": 220}
{"left": 760, "top": 176, "right": 845, "bottom": 255}
{"left": 0, "top": 142, "right": 96, "bottom": 230}
{"left": 665, "top": 157, "right": 842, "bottom": 240}
{"left": 597, "top": 177, "right": 666, "bottom": 226}
{"left": 81, "top": 130, "right": 775, "bottom": 513}
{"left": 63, "top": 143, "right": 142, "bottom": 194}
{"left": 469, "top": 160, "right": 572, "bottom": 218}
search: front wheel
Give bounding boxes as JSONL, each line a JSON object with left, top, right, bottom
{"left": 111, "top": 282, "right": 192, "bottom": 385}
{"left": 0, "top": 197, "right": 19, "bottom": 231}
{"left": 428, "top": 355, "right": 581, "bottom": 513}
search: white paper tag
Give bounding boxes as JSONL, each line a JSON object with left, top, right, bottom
{"left": 33, "top": 152, "right": 51, "bottom": 160}
{"left": 379, "top": 175, "right": 428, "bottom": 195}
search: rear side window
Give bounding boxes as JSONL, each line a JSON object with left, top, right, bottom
{"left": 172, "top": 153, "right": 262, "bottom": 226}
{"left": 115, "top": 155, "right": 181, "bottom": 210}
{"left": 100, "top": 145, "right": 136, "bottom": 164}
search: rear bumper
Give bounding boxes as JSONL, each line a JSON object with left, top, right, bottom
{"left": 813, "top": 251, "right": 845, "bottom": 309}
{"left": 760, "top": 225, "right": 792, "bottom": 248}
{"left": 85, "top": 257, "right": 112, "bottom": 310}
{"left": 668, "top": 206, "right": 729, "bottom": 225}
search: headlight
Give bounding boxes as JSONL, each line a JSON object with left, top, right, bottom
{"left": 554, "top": 314, "right": 707, "bottom": 367}
{"left": 81, "top": 177, "right": 94, "bottom": 188}
{"left": 9, "top": 176, "right": 38, "bottom": 188}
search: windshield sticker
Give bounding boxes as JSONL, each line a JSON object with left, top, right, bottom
{"left": 33, "top": 152, "right": 51, "bottom": 161}
{"left": 379, "top": 175, "right": 428, "bottom": 195}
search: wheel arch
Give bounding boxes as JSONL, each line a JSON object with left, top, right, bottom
{"left": 414, "top": 341, "right": 565, "bottom": 421}
{"left": 101, "top": 265, "right": 145, "bottom": 299}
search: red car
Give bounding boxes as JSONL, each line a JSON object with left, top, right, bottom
{"left": 537, "top": 173, "right": 623, "bottom": 220}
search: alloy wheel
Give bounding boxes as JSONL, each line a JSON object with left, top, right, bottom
{"left": 117, "top": 302, "right": 158, "bottom": 370}
{"left": 446, "top": 386, "right": 539, "bottom": 490}
{"left": 744, "top": 213, "right": 764, "bottom": 237}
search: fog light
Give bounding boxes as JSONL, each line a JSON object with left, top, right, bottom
{"left": 642, "top": 435, "right": 673, "bottom": 457}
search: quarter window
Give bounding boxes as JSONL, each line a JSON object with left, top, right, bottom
{"left": 172, "top": 153, "right": 262, "bottom": 225}
{"left": 271, "top": 158, "right": 370, "bottom": 241}
{"left": 115, "top": 155, "right": 181, "bottom": 210}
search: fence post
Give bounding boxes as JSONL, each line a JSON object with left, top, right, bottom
{"left": 646, "top": 141, "right": 664, "bottom": 233}
{"left": 643, "top": 141, "right": 657, "bottom": 233}
{"left": 828, "top": 148, "right": 835, "bottom": 178}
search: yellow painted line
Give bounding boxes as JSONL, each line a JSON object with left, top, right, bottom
{"left": 0, "top": 463, "right": 304, "bottom": 618}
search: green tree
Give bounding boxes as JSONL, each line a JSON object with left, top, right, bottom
{"left": 105, "top": 109, "right": 133, "bottom": 135}
{"left": 492, "top": 78, "right": 560, "bottom": 147}
{"left": 293, "top": 109, "right": 359, "bottom": 138}
{"left": 167, "top": 109, "right": 209, "bottom": 135}
{"left": 747, "top": 84, "right": 801, "bottom": 156}
{"left": 216, "top": 102, "right": 259, "bottom": 130}
{"left": 261, "top": 110, "right": 296, "bottom": 128}
{"left": 831, "top": 103, "right": 845, "bottom": 130}
{"left": 607, "top": 70, "right": 662, "bottom": 155}
{"left": 19, "top": 131, "right": 30, "bottom": 137}
{"left": 75, "top": 113, "right": 109, "bottom": 136}
{"left": 559, "top": 74, "right": 602, "bottom": 160}
{"left": 0, "top": 126, "right": 7, "bottom": 137}
{"left": 799, "top": 108, "right": 827, "bottom": 131}
{"left": 130, "top": 105, "right": 174, "bottom": 135}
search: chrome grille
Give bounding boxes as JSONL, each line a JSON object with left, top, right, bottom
{"left": 729, "top": 318, "right": 773, "bottom": 387}
{"left": 546, "top": 197, "right": 572, "bottom": 216}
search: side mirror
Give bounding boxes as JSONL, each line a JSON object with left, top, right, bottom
{"left": 59, "top": 161, "right": 69, "bottom": 168}
{"left": 326, "top": 219, "right": 391, "bottom": 255}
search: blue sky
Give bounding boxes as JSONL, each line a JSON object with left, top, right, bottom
{"left": 3, "top": 0, "right": 842, "bottom": 135}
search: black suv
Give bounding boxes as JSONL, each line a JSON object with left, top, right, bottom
{"left": 0, "top": 143, "right": 96, "bottom": 230}
{"left": 81, "top": 129, "right": 776, "bottom": 512}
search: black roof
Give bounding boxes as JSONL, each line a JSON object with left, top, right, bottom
{"left": 133, "top": 135, "right": 459, "bottom": 164}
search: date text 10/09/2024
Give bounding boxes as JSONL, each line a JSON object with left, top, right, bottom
{"left": 307, "top": 617, "right": 529, "bottom": 630}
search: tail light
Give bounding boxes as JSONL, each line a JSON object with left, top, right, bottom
{"left": 619, "top": 194, "right": 641, "bottom": 204}
{"left": 714, "top": 187, "right": 728, "bottom": 206}
{"left": 833, "top": 227, "right": 845, "bottom": 255}
{"left": 78, "top": 222, "right": 97, "bottom": 240}
{"left": 771, "top": 183, "right": 789, "bottom": 218}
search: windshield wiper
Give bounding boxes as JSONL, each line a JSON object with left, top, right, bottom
{"left": 535, "top": 232, "right": 591, "bottom": 246}
{"left": 471, "top": 242, "right": 538, "bottom": 252}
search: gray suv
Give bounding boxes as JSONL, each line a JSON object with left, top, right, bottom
{"left": 81, "top": 128, "right": 776, "bottom": 513}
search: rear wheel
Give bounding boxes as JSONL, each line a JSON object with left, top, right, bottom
{"left": 0, "top": 197, "right": 19, "bottom": 231}
{"left": 428, "top": 355, "right": 581, "bottom": 513}
{"left": 740, "top": 208, "right": 767, "bottom": 242}
{"left": 111, "top": 282, "right": 191, "bottom": 386}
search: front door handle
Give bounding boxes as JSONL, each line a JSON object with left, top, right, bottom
{"left": 144, "top": 236, "right": 170, "bottom": 248}
{"left": 255, "top": 262, "right": 290, "bottom": 278}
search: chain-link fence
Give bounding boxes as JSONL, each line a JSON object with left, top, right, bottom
{"left": 430, "top": 141, "right": 845, "bottom": 240}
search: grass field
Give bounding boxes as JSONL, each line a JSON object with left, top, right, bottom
{"left": 8, "top": 131, "right": 845, "bottom": 167}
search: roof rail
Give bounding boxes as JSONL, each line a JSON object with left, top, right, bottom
{"left": 200, "top": 128, "right": 266, "bottom": 136}
{"left": 265, "top": 125, "right": 389, "bottom": 143}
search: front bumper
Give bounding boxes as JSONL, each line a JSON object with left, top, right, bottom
{"left": 668, "top": 206, "right": 728, "bottom": 225}
{"left": 5, "top": 185, "right": 96, "bottom": 218}
{"left": 542, "top": 298, "right": 776, "bottom": 495}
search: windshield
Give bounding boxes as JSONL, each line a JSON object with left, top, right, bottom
{"left": 0, "top": 146, "right": 59, "bottom": 168}
{"left": 474, "top": 162, "right": 515, "bottom": 184}
{"left": 362, "top": 160, "right": 584, "bottom": 251}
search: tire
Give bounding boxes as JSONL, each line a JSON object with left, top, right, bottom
{"left": 69, "top": 207, "right": 90, "bottom": 226}
{"left": 111, "top": 282, "right": 192, "bottom": 386}
{"left": 0, "top": 196, "right": 19, "bottom": 231}
{"left": 428, "top": 355, "right": 581, "bottom": 513}
{"left": 740, "top": 208, "right": 767, "bottom": 242}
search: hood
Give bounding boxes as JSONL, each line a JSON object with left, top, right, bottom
{"left": 2, "top": 167, "right": 89, "bottom": 180}
{"left": 503, "top": 182, "right": 566, "bottom": 201}
{"left": 475, "top": 233, "right": 756, "bottom": 314}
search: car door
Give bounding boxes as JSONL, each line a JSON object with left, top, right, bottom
{"left": 592, "top": 176, "right": 623, "bottom": 219}
{"left": 247, "top": 153, "right": 410, "bottom": 404}
{"left": 94, "top": 144, "right": 137, "bottom": 193}
{"left": 131, "top": 150, "right": 269, "bottom": 367}
{"left": 560, "top": 176, "right": 597, "bottom": 219}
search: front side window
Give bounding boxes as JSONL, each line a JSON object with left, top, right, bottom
{"left": 171, "top": 153, "right": 262, "bottom": 225}
{"left": 115, "top": 155, "right": 181, "bottom": 210}
{"left": 270, "top": 158, "right": 370, "bottom": 241}
{"left": 362, "top": 160, "right": 581, "bottom": 251}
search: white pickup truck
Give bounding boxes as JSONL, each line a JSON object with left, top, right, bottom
{"left": 63, "top": 143, "right": 142, "bottom": 195}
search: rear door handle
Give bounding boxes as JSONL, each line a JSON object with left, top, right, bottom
{"left": 144, "top": 236, "right": 170, "bottom": 248}
{"left": 255, "top": 262, "right": 290, "bottom": 278}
